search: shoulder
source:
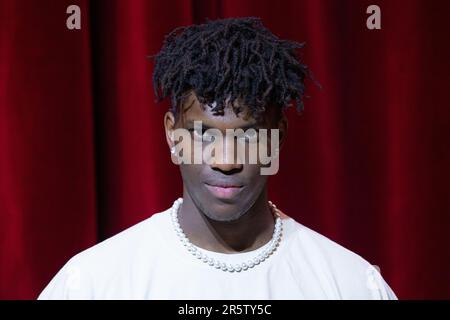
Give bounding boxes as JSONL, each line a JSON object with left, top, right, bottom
{"left": 281, "top": 214, "right": 397, "bottom": 299}
{"left": 38, "top": 208, "right": 172, "bottom": 299}
{"left": 288, "top": 217, "right": 368, "bottom": 267}
{"left": 72, "top": 208, "right": 171, "bottom": 266}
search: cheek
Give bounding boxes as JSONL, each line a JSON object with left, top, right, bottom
{"left": 244, "top": 165, "right": 268, "bottom": 185}
{"left": 179, "top": 165, "right": 205, "bottom": 186}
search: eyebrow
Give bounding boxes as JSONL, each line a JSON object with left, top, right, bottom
{"left": 184, "top": 121, "right": 261, "bottom": 130}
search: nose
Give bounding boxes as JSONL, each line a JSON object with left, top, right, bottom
{"left": 209, "top": 136, "right": 243, "bottom": 174}
{"left": 211, "top": 162, "right": 243, "bottom": 174}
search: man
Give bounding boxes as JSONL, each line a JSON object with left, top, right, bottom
{"left": 39, "top": 17, "right": 397, "bottom": 299}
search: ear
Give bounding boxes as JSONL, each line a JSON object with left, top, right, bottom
{"left": 164, "top": 111, "right": 176, "bottom": 150}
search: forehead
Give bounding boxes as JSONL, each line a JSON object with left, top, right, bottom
{"left": 178, "top": 93, "right": 278, "bottom": 129}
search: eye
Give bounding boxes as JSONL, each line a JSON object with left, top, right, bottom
{"left": 203, "top": 130, "right": 217, "bottom": 141}
{"left": 244, "top": 130, "right": 258, "bottom": 142}
{"left": 187, "top": 128, "right": 205, "bottom": 139}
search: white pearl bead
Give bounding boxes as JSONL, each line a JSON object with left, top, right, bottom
{"left": 171, "top": 198, "right": 282, "bottom": 273}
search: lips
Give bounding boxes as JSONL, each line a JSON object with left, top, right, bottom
{"left": 204, "top": 182, "right": 244, "bottom": 199}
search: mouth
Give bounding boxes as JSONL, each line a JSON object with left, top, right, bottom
{"left": 204, "top": 182, "right": 244, "bottom": 200}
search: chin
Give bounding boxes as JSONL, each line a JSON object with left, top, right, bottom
{"left": 203, "top": 203, "right": 245, "bottom": 222}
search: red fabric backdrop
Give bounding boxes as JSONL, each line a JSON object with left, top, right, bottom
{"left": 1, "top": 0, "right": 449, "bottom": 299}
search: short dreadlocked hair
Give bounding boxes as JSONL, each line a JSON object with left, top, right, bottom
{"left": 152, "top": 17, "right": 312, "bottom": 120}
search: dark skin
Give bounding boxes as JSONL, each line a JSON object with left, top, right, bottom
{"left": 164, "top": 93, "right": 287, "bottom": 254}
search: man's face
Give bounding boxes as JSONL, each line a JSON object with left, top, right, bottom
{"left": 165, "top": 94, "right": 286, "bottom": 222}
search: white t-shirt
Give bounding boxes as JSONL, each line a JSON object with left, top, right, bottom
{"left": 38, "top": 207, "right": 397, "bottom": 300}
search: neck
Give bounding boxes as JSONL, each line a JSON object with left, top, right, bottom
{"left": 178, "top": 188, "right": 275, "bottom": 254}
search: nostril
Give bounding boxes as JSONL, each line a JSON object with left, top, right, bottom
{"left": 211, "top": 164, "right": 243, "bottom": 175}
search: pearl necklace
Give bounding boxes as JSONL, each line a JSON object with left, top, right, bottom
{"left": 170, "top": 198, "right": 283, "bottom": 272}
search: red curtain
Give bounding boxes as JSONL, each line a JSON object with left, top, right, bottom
{"left": 1, "top": 0, "right": 449, "bottom": 299}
